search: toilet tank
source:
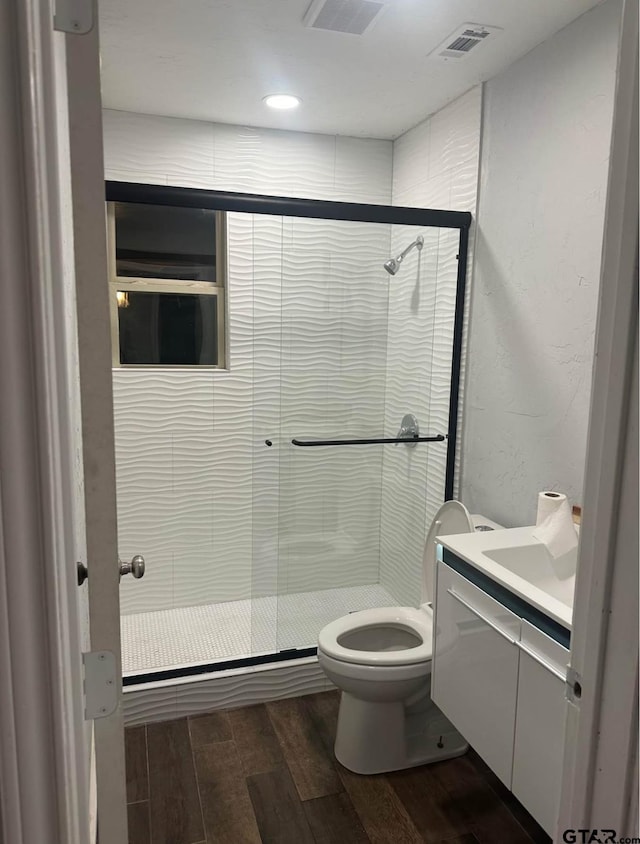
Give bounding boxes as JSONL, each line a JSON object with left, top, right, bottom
{"left": 471, "top": 514, "right": 505, "bottom": 532}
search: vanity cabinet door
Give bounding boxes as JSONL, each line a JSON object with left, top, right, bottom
{"left": 512, "top": 620, "right": 569, "bottom": 836}
{"left": 432, "top": 562, "right": 521, "bottom": 786}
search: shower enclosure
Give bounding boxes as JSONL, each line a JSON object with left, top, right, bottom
{"left": 107, "top": 182, "right": 470, "bottom": 685}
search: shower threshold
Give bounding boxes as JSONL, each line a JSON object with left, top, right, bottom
{"left": 121, "top": 582, "right": 396, "bottom": 685}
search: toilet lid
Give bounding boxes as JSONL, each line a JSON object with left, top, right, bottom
{"left": 422, "top": 500, "right": 474, "bottom": 603}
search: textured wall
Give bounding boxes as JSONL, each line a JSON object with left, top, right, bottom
{"left": 380, "top": 87, "right": 483, "bottom": 607}
{"left": 460, "top": 1, "right": 621, "bottom": 528}
{"left": 104, "top": 111, "right": 393, "bottom": 613}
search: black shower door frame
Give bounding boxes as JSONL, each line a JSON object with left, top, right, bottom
{"left": 106, "top": 180, "right": 472, "bottom": 684}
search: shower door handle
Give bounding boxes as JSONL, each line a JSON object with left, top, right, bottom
{"left": 119, "top": 554, "right": 145, "bottom": 581}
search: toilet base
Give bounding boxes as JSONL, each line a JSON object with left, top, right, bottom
{"left": 334, "top": 691, "right": 468, "bottom": 775}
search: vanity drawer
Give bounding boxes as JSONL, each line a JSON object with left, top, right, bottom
{"left": 512, "top": 620, "right": 569, "bottom": 836}
{"left": 432, "top": 562, "right": 521, "bottom": 786}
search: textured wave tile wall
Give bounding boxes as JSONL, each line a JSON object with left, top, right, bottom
{"left": 123, "top": 659, "right": 332, "bottom": 726}
{"left": 110, "top": 199, "right": 392, "bottom": 620}
{"left": 251, "top": 216, "right": 283, "bottom": 607}
{"left": 381, "top": 86, "right": 482, "bottom": 608}
{"left": 105, "top": 100, "right": 481, "bottom": 626}
{"left": 103, "top": 110, "right": 392, "bottom": 203}
{"left": 103, "top": 110, "right": 215, "bottom": 188}
{"left": 379, "top": 226, "right": 440, "bottom": 608}
{"left": 105, "top": 113, "right": 394, "bottom": 620}
{"left": 114, "top": 217, "right": 390, "bottom": 614}
{"left": 277, "top": 217, "right": 390, "bottom": 596}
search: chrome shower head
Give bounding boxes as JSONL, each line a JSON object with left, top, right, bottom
{"left": 383, "top": 235, "right": 424, "bottom": 275}
{"left": 384, "top": 258, "right": 399, "bottom": 275}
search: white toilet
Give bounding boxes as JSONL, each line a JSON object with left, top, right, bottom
{"left": 317, "top": 501, "right": 503, "bottom": 775}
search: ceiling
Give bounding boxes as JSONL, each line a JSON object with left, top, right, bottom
{"left": 98, "top": 0, "right": 603, "bottom": 140}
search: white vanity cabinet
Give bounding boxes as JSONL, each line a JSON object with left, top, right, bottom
{"left": 431, "top": 563, "right": 521, "bottom": 786}
{"left": 511, "top": 620, "right": 568, "bottom": 834}
{"left": 432, "top": 556, "right": 570, "bottom": 837}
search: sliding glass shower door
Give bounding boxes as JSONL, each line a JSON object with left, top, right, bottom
{"left": 269, "top": 216, "right": 461, "bottom": 653}
{"left": 272, "top": 216, "right": 392, "bottom": 651}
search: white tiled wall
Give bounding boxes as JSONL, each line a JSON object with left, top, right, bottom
{"left": 105, "top": 98, "right": 483, "bottom": 617}
{"left": 380, "top": 87, "right": 482, "bottom": 608}
{"left": 103, "top": 111, "right": 392, "bottom": 203}
{"left": 104, "top": 111, "right": 393, "bottom": 614}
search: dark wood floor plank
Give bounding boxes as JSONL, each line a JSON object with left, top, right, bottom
{"left": 470, "top": 802, "right": 536, "bottom": 844}
{"left": 305, "top": 692, "right": 422, "bottom": 844}
{"left": 228, "top": 703, "right": 286, "bottom": 777}
{"left": 147, "top": 719, "right": 205, "bottom": 844}
{"left": 194, "top": 739, "right": 261, "bottom": 844}
{"left": 303, "top": 792, "right": 370, "bottom": 843}
{"left": 247, "top": 767, "right": 316, "bottom": 844}
{"left": 427, "top": 755, "right": 504, "bottom": 831}
{"left": 387, "top": 764, "right": 471, "bottom": 843}
{"left": 125, "top": 726, "right": 148, "bottom": 803}
{"left": 340, "top": 769, "right": 424, "bottom": 844}
{"left": 303, "top": 690, "right": 340, "bottom": 754}
{"left": 266, "top": 697, "right": 342, "bottom": 801}
{"left": 135, "top": 693, "right": 545, "bottom": 844}
{"left": 127, "top": 801, "right": 150, "bottom": 844}
{"left": 466, "top": 750, "right": 550, "bottom": 844}
{"left": 188, "top": 710, "right": 232, "bottom": 748}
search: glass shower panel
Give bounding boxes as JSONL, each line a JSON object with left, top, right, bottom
{"left": 379, "top": 224, "right": 460, "bottom": 609}
{"left": 113, "top": 189, "right": 466, "bottom": 680}
{"left": 424, "top": 227, "right": 461, "bottom": 542}
{"left": 250, "top": 211, "right": 284, "bottom": 656}
{"left": 274, "top": 216, "right": 393, "bottom": 652}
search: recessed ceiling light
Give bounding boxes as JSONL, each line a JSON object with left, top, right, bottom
{"left": 263, "top": 94, "right": 301, "bottom": 110}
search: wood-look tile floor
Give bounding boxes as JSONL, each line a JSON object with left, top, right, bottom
{"left": 125, "top": 691, "right": 551, "bottom": 844}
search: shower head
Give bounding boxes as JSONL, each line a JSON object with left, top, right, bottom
{"left": 383, "top": 235, "right": 424, "bottom": 275}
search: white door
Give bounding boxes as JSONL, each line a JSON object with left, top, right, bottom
{"left": 0, "top": 4, "right": 127, "bottom": 844}
{"left": 65, "top": 20, "right": 129, "bottom": 844}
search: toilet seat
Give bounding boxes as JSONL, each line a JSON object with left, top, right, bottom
{"left": 318, "top": 606, "right": 432, "bottom": 667}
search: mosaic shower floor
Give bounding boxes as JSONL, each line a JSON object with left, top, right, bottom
{"left": 121, "top": 583, "right": 397, "bottom": 676}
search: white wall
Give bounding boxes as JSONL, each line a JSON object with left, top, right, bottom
{"left": 103, "top": 111, "right": 393, "bottom": 614}
{"left": 380, "top": 87, "right": 482, "bottom": 607}
{"left": 460, "top": 0, "right": 622, "bottom": 528}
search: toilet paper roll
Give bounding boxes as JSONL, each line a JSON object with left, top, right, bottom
{"left": 535, "top": 491, "right": 567, "bottom": 527}
{"left": 533, "top": 491, "right": 578, "bottom": 559}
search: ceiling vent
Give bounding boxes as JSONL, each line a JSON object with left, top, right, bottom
{"left": 303, "top": 0, "right": 387, "bottom": 36}
{"left": 430, "top": 23, "right": 502, "bottom": 60}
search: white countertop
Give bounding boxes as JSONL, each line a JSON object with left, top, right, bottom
{"left": 439, "top": 526, "right": 575, "bottom": 630}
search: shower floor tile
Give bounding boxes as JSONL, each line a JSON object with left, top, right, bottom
{"left": 121, "top": 583, "right": 397, "bottom": 676}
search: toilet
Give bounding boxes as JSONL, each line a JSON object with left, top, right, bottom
{"left": 317, "top": 500, "right": 503, "bottom": 775}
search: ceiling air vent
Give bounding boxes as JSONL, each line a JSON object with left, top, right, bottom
{"left": 431, "top": 23, "right": 502, "bottom": 60}
{"left": 303, "top": 0, "right": 387, "bottom": 36}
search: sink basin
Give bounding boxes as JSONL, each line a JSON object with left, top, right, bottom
{"left": 483, "top": 544, "right": 576, "bottom": 608}
{"left": 438, "top": 526, "right": 577, "bottom": 628}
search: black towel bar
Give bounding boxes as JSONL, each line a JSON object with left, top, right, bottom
{"left": 291, "top": 434, "right": 446, "bottom": 447}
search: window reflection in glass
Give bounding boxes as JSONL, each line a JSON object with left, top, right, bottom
{"left": 117, "top": 290, "right": 218, "bottom": 365}
{"left": 114, "top": 202, "right": 219, "bottom": 281}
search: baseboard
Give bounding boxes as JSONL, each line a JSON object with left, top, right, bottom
{"left": 122, "top": 654, "right": 333, "bottom": 725}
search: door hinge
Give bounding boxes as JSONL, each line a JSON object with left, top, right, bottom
{"left": 83, "top": 651, "right": 118, "bottom": 720}
{"left": 54, "top": 0, "right": 93, "bottom": 34}
{"left": 565, "top": 666, "right": 583, "bottom": 705}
